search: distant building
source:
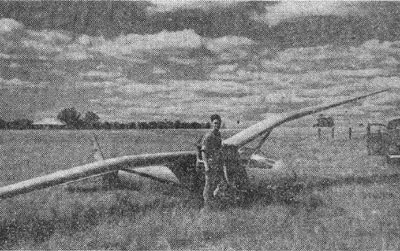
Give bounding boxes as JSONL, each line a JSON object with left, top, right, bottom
{"left": 32, "top": 118, "right": 66, "bottom": 129}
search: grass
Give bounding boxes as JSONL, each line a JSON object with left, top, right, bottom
{"left": 0, "top": 128, "right": 399, "bottom": 250}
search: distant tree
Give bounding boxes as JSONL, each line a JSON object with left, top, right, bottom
{"left": 190, "top": 122, "right": 202, "bottom": 129}
{"left": 57, "top": 107, "right": 82, "bottom": 128}
{"left": 83, "top": 111, "right": 100, "bottom": 129}
{"left": 148, "top": 121, "right": 158, "bottom": 129}
{"left": 83, "top": 111, "right": 100, "bottom": 124}
{"left": 138, "top": 122, "right": 149, "bottom": 129}
{"left": 92, "top": 122, "right": 102, "bottom": 130}
{"left": 8, "top": 119, "right": 33, "bottom": 130}
{"left": 127, "top": 122, "right": 136, "bottom": 129}
{"left": 165, "top": 120, "right": 174, "bottom": 129}
{"left": 173, "top": 120, "right": 181, "bottom": 129}
{"left": 102, "top": 121, "right": 112, "bottom": 130}
{"left": 0, "top": 118, "right": 6, "bottom": 129}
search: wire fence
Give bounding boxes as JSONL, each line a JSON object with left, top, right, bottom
{"left": 268, "top": 126, "right": 368, "bottom": 140}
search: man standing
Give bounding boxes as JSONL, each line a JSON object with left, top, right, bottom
{"left": 201, "top": 114, "right": 224, "bottom": 210}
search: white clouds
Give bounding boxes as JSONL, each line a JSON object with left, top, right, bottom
{"left": 206, "top": 36, "right": 254, "bottom": 52}
{"left": 9, "top": 62, "right": 20, "bottom": 68}
{"left": 254, "top": 1, "right": 363, "bottom": 26}
{"left": 329, "top": 68, "right": 391, "bottom": 78}
{"left": 0, "top": 77, "right": 45, "bottom": 88}
{"left": 0, "top": 18, "right": 93, "bottom": 62}
{"left": 370, "top": 77, "right": 400, "bottom": 90}
{"left": 362, "top": 92, "right": 400, "bottom": 106}
{"left": 79, "top": 70, "right": 123, "bottom": 80}
{"left": 214, "top": 64, "right": 238, "bottom": 73}
{"left": 153, "top": 67, "right": 167, "bottom": 74}
{"left": 1, "top": 17, "right": 399, "bottom": 121}
{"left": 79, "top": 81, "right": 120, "bottom": 89}
{"left": 118, "top": 82, "right": 172, "bottom": 96}
{"left": 95, "top": 96, "right": 136, "bottom": 107}
{"left": 22, "top": 30, "right": 74, "bottom": 55}
{"left": 56, "top": 48, "right": 92, "bottom": 61}
{"left": 22, "top": 39, "right": 62, "bottom": 54}
{"left": 146, "top": 1, "right": 237, "bottom": 14}
{"left": 27, "top": 30, "right": 72, "bottom": 44}
{"left": 0, "top": 77, "right": 29, "bottom": 87}
{"left": 260, "top": 90, "right": 315, "bottom": 103}
{"left": 261, "top": 60, "right": 287, "bottom": 71}
{"left": 0, "top": 53, "right": 11, "bottom": 59}
{"left": 167, "top": 56, "right": 198, "bottom": 65}
{"left": 0, "top": 18, "right": 24, "bottom": 33}
{"left": 92, "top": 29, "right": 202, "bottom": 58}
{"left": 77, "top": 34, "right": 105, "bottom": 46}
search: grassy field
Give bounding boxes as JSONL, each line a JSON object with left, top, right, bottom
{"left": 0, "top": 129, "right": 399, "bottom": 250}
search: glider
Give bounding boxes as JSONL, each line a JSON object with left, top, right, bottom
{"left": 0, "top": 89, "right": 388, "bottom": 203}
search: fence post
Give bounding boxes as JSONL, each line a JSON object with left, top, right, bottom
{"left": 331, "top": 127, "right": 335, "bottom": 139}
{"left": 349, "top": 127, "right": 352, "bottom": 140}
{"left": 318, "top": 128, "right": 321, "bottom": 139}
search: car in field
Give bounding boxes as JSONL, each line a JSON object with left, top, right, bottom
{"left": 313, "top": 114, "right": 335, "bottom": 127}
{"left": 367, "top": 118, "right": 400, "bottom": 163}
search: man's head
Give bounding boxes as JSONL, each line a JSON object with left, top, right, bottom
{"left": 210, "top": 114, "right": 221, "bottom": 131}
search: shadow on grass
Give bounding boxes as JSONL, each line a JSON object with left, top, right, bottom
{"left": 306, "top": 172, "right": 400, "bottom": 191}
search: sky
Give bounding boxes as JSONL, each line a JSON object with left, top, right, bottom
{"left": 0, "top": 1, "right": 399, "bottom": 126}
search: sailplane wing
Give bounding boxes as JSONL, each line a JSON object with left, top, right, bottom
{"left": 0, "top": 151, "right": 195, "bottom": 199}
{"left": 223, "top": 89, "right": 388, "bottom": 148}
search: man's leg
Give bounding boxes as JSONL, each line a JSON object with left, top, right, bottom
{"left": 203, "top": 168, "right": 221, "bottom": 210}
{"left": 203, "top": 170, "right": 212, "bottom": 210}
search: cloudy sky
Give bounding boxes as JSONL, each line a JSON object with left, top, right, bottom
{"left": 0, "top": 1, "right": 399, "bottom": 126}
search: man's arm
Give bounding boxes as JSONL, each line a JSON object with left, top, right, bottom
{"left": 201, "top": 150, "right": 210, "bottom": 173}
{"left": 201, "top": 133, "right": 211, "bottom": 173}
{"left": 222, "top": 162, "right": 229, "bottom": 184}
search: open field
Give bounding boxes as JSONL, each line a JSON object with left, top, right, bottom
{"left": 0, "top": 129, "right": 399, "bottom": 250}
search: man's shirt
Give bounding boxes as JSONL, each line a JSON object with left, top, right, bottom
{"left": 201, "top": 130, "right": 222, "bottom": 160}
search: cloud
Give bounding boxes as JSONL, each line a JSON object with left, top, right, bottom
{"left": 261, "top": 60, "right": 287, "bottom": 71}
{"left": 213, "top": 64, "right": 238, "bottom": 73}
{"left": 0, "top": 53, "right": 11, "bottom": 59}
{"left": 153, "top": 66, "right": 167, "bottom": 74}
{"left": 254, "top": 1, "right": 364, "bottom": 26}
{"left": 56, "top": 49, "right": 92, "bottom": 61}
{"left": 27, "top": 30, "right": 72, "bottom": 44}
{"left": 55, "top": 44, "right": 93, "bottom": 61}
{"left": 118, "top": 82, "right": 172, "bottom": 96}
{"left": 92, "top": 29, "right": 202, "bottom": 59}
{"left": 79, "top": 70, "right": 123, "bottom": 80}
{"left": 167, "top": 56, "right": 198, "bottom": 65}
{"left": 0, "top": 18, "right": 24, "bottom": 33}
{"left": 77, "top": 34, "right": 106, "bottom": 46}
{"left": 370, "top": 77, "right": 400, "bottom": 90}
{"left": 360, "top": 90, "right": 400, "bottom": 113}
{"left": 79, "top": 81, "right": 120, "bottom": 89}
{"left": 21, "top": 30, "right": 74, "bottom": 56}
{"left": 146, "top": 1, "right": 237, "bottom": 13}
{"left": 0, "top": 18, "right": 93, "bottom": 62}
{"left": 22, "top": 39, "right": 62, "bottom": 54}
{"left": 9, "top": 62, "right": 20, "bottom": 68}
{"left": 0, "top": 77, "right": 45, "bottom": 89}
{"left": 329, "top": 68, "right": 392, "bottom": 78}
{"left": 93, "top": 96, "right": 136, "bottom": 107}
{"left": 205, "top": 36, "right": 254, "bottom": 52}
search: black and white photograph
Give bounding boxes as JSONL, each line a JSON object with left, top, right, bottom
{"left": 0, "top": 1, "right": 399, "bottom": 250}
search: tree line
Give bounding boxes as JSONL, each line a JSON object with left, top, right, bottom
{"left": 0, "top": 108, "right": 211, "bottom": 130}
